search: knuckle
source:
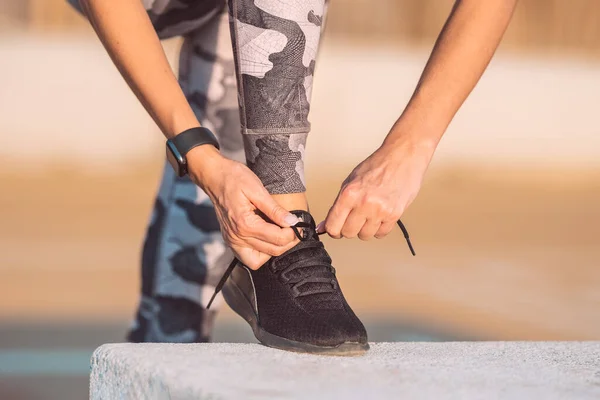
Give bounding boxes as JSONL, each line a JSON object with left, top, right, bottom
{"left": 242, "top": 213, "right": 256, "bottom": 227}
{"left": 239, "top": 214, "right": 257, "bottom": 234}
{"left": 324, "top": 223, "right": 340, "bottom": 238}
{"left": 343, "top": 185, "right": 361, "bottom": 202}
{"left": 271, "top": 205, "right": 285, "bottom": 219}
{"left": 383, "top": 205, "right": 396, "bottom": 218}
{"left": 381, "top": 208, "right": 400, "bottom": 222}
{"left": 362, "top": 194, "right": 379, "bottom": 208}
{"left": 393, "top": 206, "right": 405, "bottom": 220}
{"left": 363, "top": 195, "right": 390, "bottom": 214}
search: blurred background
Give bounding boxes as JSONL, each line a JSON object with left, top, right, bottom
{"left": 1, "top": 0, "right": 599, "bottom": 398}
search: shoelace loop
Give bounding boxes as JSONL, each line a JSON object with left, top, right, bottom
{"left": 272, "top": 240, "right": 336, "bottom": 297}
{"left": 206, "top": 219, "right": 415, "bottom": 309}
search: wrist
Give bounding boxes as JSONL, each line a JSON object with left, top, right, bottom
{"left": 186, "top": 145, "right": 224, "bottom": 188}
{"left": 164, "top": 110, "right": 202, "bottom": 139}
{"left": 383, "top": 97, "right": 452, "bottom": 151}
{"left": 381, "top": 124, "right": 438, "bottom": 158}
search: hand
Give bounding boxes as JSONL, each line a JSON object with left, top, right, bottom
{"left": 188, "top": 145, "right": 300, "bottom": 269}
{"left": 317, "top": 139, "right": 433, "bottom": 240}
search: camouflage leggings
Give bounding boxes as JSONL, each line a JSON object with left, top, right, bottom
{"left": 70, "top": 0, "right": 327, "bottom": 342}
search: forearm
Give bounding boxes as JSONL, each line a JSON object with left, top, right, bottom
{"left": 384, "top": 0, "right": 517, "bottom": 150}
{"left": 81, "top": 0, "right": 199, "bottom": 138}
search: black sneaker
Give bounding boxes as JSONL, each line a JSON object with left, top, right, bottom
{"left": 208, "top": 210, "right": 415, "bottom": 356}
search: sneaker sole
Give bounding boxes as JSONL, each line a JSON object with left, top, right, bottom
{"left": 222, "top": 277, "right": 369, "bottom": 357}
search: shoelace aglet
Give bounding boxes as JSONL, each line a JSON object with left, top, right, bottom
{"left": 206, "top": 292, "right": 218, "bottom": 310}
{"left": 397, "top": 220, "right": 416, "bottom": 256}
{"left": 406, "top": 238, "right": 416, "bottom": 256}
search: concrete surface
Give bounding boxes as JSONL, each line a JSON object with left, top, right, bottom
{"left": 90, "top": 342, "right": 600, "bottom": 400}
{"left": 0, "top": 322, "right": 447, "bottom": 400}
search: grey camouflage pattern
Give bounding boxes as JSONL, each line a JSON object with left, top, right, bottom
{"left": 129, "top": 11, "right": 243, "bottom": 343}
{"left": 228, "top": 0, "right": 326, "bottom": 193}
{"left": 244, "top": 133, "right": 307, "bottom": 193}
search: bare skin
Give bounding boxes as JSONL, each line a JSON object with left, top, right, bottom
{"left": 318, "top": 0, "right": 518, "bottom": 240}
{"left": 81, "top": 0, "right": 517, "bottom": 268}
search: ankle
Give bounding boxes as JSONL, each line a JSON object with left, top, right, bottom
{"left": 271, "top": 192, "right": 308, "bottom": 212}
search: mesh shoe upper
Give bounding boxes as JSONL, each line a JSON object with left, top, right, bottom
{"left": 248, "top": 210, "right": 367, "bottom": 346}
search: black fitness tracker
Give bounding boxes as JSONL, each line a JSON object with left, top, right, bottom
{"left": 166, "top": 127, "right": 220, "bottom": 177}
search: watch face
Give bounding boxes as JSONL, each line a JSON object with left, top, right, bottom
{"left": 166, "top": 141, "right": 186, "bottom": 177}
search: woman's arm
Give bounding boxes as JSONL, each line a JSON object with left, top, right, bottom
{"left": 81, "top": 0, "right": 300, "bottom": 268}
{"left": 320, "top": 0, "right": 518, "bottom": 240}
{"left": 81, "top": 0, "right": 199, "bottom": 137}
{"left": 384, "top": 0, "right": 518, "bottom": 149}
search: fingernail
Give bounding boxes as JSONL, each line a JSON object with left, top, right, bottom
{"left": 284, "top": 214, "right": 300, "bottom": 226}
{"left": 316, "top": 221, "right": 325, "bottom": 233}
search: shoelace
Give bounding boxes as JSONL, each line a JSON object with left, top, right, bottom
{"left": 207, "top": 219, "right": 415, "bottom": 309}
{"left": 272, "top": 239, "right": 336, "bottom": 297}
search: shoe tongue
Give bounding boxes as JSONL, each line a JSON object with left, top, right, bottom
{"left": 290, "top": 210, "right": 316, "bottom": 229}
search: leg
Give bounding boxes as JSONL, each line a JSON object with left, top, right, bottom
{"left": 213, "top": 0, "right": 368, "bottom": 356}
{"left": 227, "top": 0, "right": 329, "bottom": 209}
{"left": 67, "top": 0, "right": 239, "bottom": 342}
{"left": 128, "top": 10, "right": 244, "bottom": 343}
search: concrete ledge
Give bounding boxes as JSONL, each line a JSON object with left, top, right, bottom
{"left": 90, "top": 342, "right": 600, "bottom": 400}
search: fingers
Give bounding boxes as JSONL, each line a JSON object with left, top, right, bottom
{"left": 227, "top": 210, "right": 297, "bottom": 267}
{"left": 248, "top": 187, "right": 300, "bottom": 228}
{"left": 374, "top": 220, "right": 396, "bottom": 239}
{"left": 232, "top": 238, "right": 297, "bottom": 270}
{"left": 340, "top": 209, "right": 366, "bottom": 239}
{"left": 337, "top": 211, "right": 382, "bottom": 241}
{"left": 238, "top": 212, "right": 296, "bottom": 246}
{"left": 321, "top": 193, "right": 352, "bottom": 239}
{"left": 358, "top": 219, "right": 381, "bottom": 241}
{"left": 323, "top": 213, "right": 395, "bottom": 240}
{"left": 253, "top": 224, "right": 296, "bottom": 246}
{"left": 245, "top": 236, "right": 296, "bottom": 258}
{"left": 319, "top": 176, "right": 407, "bottom": 240}
{"left": 319, "top": 184, "right": 398, "bottom": 240}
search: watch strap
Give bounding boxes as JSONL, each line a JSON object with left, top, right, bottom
{"left": 172, "top": 127, "right": 220, "bottom": 156}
